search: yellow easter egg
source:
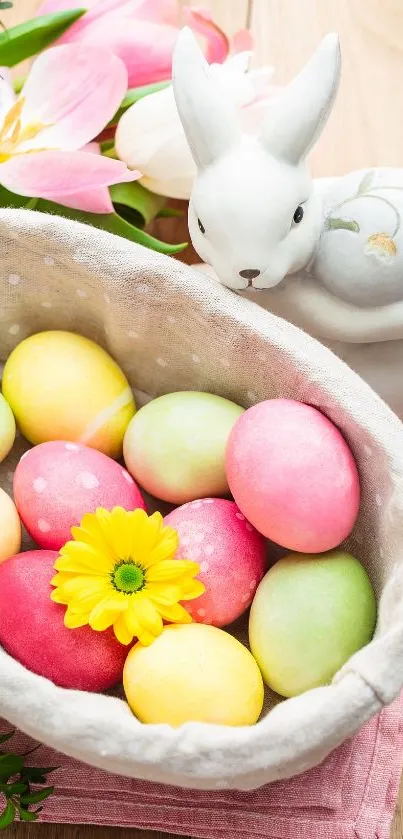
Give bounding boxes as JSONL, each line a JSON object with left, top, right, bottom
{"left": 0, "top": 489, "right": 21, "bottom": 564}
{"left": 123, "top": 623, "right": 264, "bottom": 727}
{"left": 2, "top": 331, "right": 135, "bottom": 459}
{"left": 0, "top": 394, "right": 15, "bottom": 463}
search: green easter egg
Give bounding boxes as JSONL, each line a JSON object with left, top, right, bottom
{"left": 0, "top": 393, "right": 16, "bottom": 463}
{"left": 123, "top": 391, "right": 244, "bottom": 504}
{"left": 249, "top": 551, "right": 377, "bottom": 698}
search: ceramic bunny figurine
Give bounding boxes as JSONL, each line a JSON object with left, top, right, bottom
{"left": 173, "top": 28, "right": 403, "bottom": 418}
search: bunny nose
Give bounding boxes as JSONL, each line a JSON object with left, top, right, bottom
{"left": 239, "top": 269, "right": 261, "bottom": 280}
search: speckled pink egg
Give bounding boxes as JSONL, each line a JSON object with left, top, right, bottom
{"left": 0, "top": 551, "right": 127, "bottom": 691}
{"left": 165, "top": 499, "right": 267, "bottom": 627}
{"left": 14, "top": 441, "right": 146, "bottom": 550}
{"left": 226, "top": 399, "right": 360, "bottom": 553}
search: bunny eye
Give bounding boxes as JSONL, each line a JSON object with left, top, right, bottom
{"left": 293, "top": 205, "right": 304, "bottom": 225}
{"left": 198, "top": 218, "right": 205, "bottom": 235}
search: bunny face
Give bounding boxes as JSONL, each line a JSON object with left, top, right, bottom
{"left": 173, "top": 29, "right": 341, "bottom": 289}
{"left": 188, "top": 139, "right": 323, "bottom": 290}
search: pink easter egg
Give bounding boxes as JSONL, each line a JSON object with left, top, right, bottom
{"left": 226, "top": 399, "right": 360, "bottom": 553}
{"left": 14, "top": 441, "right": 146, "bottom": 550}
{"left": 0, "top": 551, "right": 127, "bottom": 691}
{"left": 165, "top": 499, "right": 267, "bottom": 627}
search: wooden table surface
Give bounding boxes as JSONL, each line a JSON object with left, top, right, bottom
{"left": 2, "top": 0, "right": 403, "bottom": 836}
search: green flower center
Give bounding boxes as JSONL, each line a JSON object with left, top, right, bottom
{"left": 113, "top": 561, "right": 144, "bottom": 594}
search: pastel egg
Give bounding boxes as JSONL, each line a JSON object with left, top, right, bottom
{"left": 0, "top": 551, "right": 127, "bottom": 691}
{"left": 0, "top": 394, "right": 15, "bottom": 463}
{"left": 123, "top": 623, "right": 264, "bottom": 726}
{"left": 165, "top": 499, "right": 267, "bottom": 627}
{"left": 0, "top": 489, "right": 21, "bottom": 564}
{"left": 14, "top": 441, "right": 146, "bottom": 550}
{"left": 226, "top": 399, "right": 360, "bottom": 553}
{"left": 2, "top": 331, "right": 135, "bottom": 458}
{"left": 249, "top": 550, "right": 377, "bottom": 697}
{"left": 123, "top": 391, "right": 244, "bottom": 504}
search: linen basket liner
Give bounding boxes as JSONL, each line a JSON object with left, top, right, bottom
{"left": 0, "top": 207, "right": 403, "bottom": 791}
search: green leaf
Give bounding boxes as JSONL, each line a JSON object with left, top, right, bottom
{"left": 0, "top": 802, "right": 15, "bottom": 828}
{"left": 21, "top": 766, "right": 58, "bottom": 780}
{"left": 325, "top": 216, "right": 360, "bottom": 233}
{"left": 0, "top": 8, "right": 86, "bottom": 66}
{"left": 0, "top": 184, "right": 26, "bottom": 208}
{"left": 357, "top": 170, "right": 375, "bottom": 196}
{"left": 0, "top": 754, "right": 23, "bottom": 775}
{"left": 34, "top": 199, "right": 188, "bottom": 254}
{"left": 157, "top": 206, "right": 184, "bottom": 219}
{"left": 110, "top": 181, "right": 165, "bottom": 226}
{"left": 20, "top": 786, "right": 54, "bottom": 806}
{"left": 0, "top": 3, "right": 13, "bottom": 10}
{"left": 0, "top": 782, "right": 27, "bottom": 796}
{"left": 110, "top": 81, "right": 170, "bottom": 125}
{"left": 0, "top": 732, "right": 15, "bottom": 746}
{"left": 17, "top": 807, "right": 39, "bottom": 823}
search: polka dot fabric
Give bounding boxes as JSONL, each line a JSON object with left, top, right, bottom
{"left": 0, "top": 207, "right": 403, "bottom": 789}
{"left": 13, "top": 440, "right": 145, "bottom": 550}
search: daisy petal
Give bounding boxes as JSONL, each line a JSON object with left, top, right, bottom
{"left": 136, "top": 626, "right": 159, "bottom": 646}
{"left": 58, "top": 575, "right": 110, "bottom": 602}
{"left": 146, "top": 559, "right": 200, "bottom": 582}
{"left": 128, "top": 509, "right": 164, "bottom": 565}
{"left": 64, "top": 608, "right": 91, "bottom": 629}
{"left": 146, "top": 523, "right": 179, "bottom": 566}
{"left": 50, "top": 589, "right": 68, "bottom": 605}
{"left": 146, "top": 582, "right": 182, "bottom": 606}
{"left": 113, "top": 613, "right": 133, "bottom": 645}
{"left": 51, "top": 571, "right": 74, "bottom": 587}
{"left": 108, "top": 506, "right": 136, "bottom": 558}
{"left": 155, "top": 602, "right": 193, "bottom": 624}
{"left": 131, "top": 592, "right": 163, "bottom": 637}
{"left": 57, "top": 540, "right": 114, "bottom": 574}
{"left": 181, "top": 579, "right": 206, "bottom": 601}
{"left": 72, "top": 511, "right": 116, "bottom": 559}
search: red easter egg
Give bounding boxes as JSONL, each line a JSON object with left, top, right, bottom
{"left": 165, "top": 499, "right": 267, "bottom": 627}
{"left": 14, "top": 441, "right": 146, "bottom": 550}
{"left": 0, "top": 551, "right": 127, "bottom": 691}
{"left": 226, "top": 399, "right": 360, "bottom": 553}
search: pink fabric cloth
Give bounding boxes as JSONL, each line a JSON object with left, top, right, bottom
{"left": 2, "top": 692, "right": 403, "bottom": 838}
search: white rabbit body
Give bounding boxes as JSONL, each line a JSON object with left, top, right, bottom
{"left": 173, "top": 29, "right": 403, "bottom": 416}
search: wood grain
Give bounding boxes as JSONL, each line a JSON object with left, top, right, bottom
{"left": 2, "top": 0, "right": 403, "bottom": 837}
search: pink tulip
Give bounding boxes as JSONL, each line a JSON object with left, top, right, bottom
{"left": 0, "top": 44, "right": 139, "bottom": 212}
{"left": 37, "top": 0, "right": 236, "bottom": 87}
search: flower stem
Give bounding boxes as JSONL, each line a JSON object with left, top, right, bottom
{"left": 103, "top": 147, "right": 117, "bottom": 159}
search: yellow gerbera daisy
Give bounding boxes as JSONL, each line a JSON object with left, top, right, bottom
{"left": 50, "top": 507, "right": 205, "bottom": 646}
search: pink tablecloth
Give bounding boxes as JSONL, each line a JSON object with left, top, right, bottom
{"left": 3, "top": 692, "right": 403, "bottom": 839}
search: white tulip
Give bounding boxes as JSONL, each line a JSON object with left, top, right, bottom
{"left": 115, "top": 55, "right": 275, "bottom": 200}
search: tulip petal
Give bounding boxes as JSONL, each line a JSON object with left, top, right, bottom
{"left": 48, "top": 142, "right": 115, "bottom": 213}
{"left": 231, "top": 28, "right": 254, "bottom": 54}
{"left": 54, "top": 0, "right": 179, "bottom": 46}
{"left": 0, "top": 68, "right": 16, "bottom": 123}
{"left": 0, "top": 150, "right": 139, "bottom": 209}
{"left": 19, "top": 44, "right": 128, "bottom": 152}
{"left": 84, "top": 18, "right": 177, "bottom": 87}
{"left": 37, "top": 0, "right": 86, "bottom": 14}
{"left": 183, "top": 5, "right": 229, "bottom": 64}
{"left": 115, "top": 86, "right": 196, "bottom": 198}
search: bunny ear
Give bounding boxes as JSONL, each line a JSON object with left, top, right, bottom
{"left": 172, "top": 27, "right": 240, "bottom": 169}
{"left": 260, "top": 33, "right": 341, "bottom": 164}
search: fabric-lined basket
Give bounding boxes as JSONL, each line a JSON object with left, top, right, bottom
{"left": 1, "top": 207, "right": 403, "bottom": 791}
